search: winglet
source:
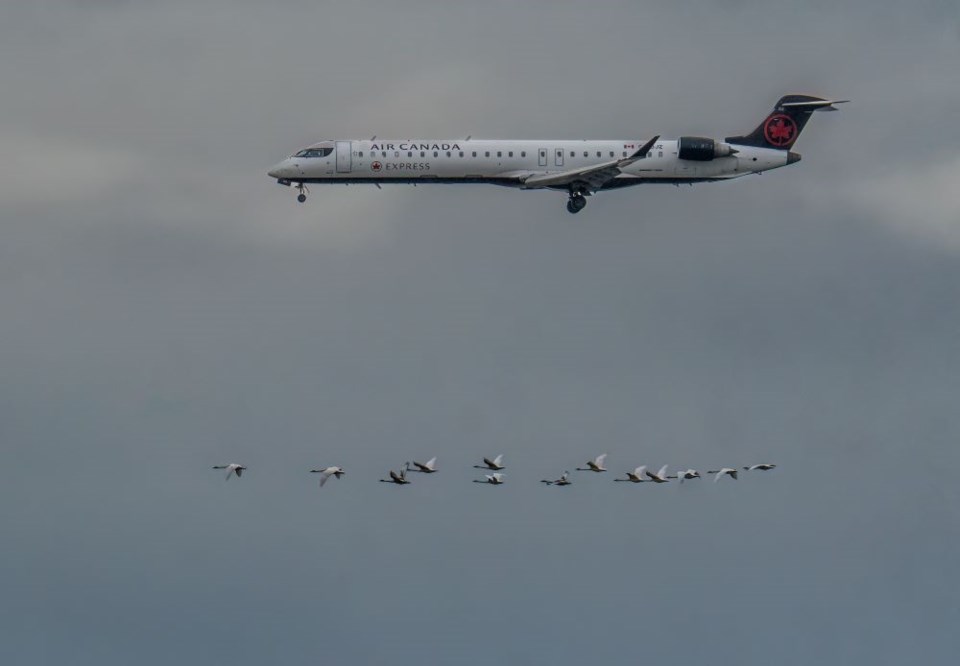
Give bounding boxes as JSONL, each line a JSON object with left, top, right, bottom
{"left": 623, "top": 135, "right": 660, "bottom": 164}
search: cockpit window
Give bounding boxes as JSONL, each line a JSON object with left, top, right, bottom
{"left": 294, "top": 147, "right": 333, "bottom": 158}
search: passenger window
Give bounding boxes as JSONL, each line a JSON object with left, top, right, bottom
{"left": 609, "top": 151, "right": 614, "bottom": 157}
{"left": 570, "top": 151, "right": 575, "bottom": 158}
{"left": 382, "top": 151, "right": 387, "bottom": 158}
{"left": 358, "top": 151, "right": 363, "bottom": 157}
{"left": 446, "top": 151, "right": 451, "bottom": 157}
{"left": 472, "top": 151, "right": 477, "bottom": 157}
{"left": 497, "top": 151, "right": 502, "bottom": 158}
{"left": 658, "top": 151, "right": 663, "bottom": 157}
{"left": 596, "top": 151, "right": 601, "bottom": 157}
{"left": 583, "top": 151, "right": 588, "bottom": 157}
{"left": 420, "top": 151, "right": 425, "bottom": 157}
{"left": 395, "top": 152, "right": 399, "bottom": 158}
{"left": 623, "top": 151, "right": 627, "bottom": 157}
{"left": 459, "top": 151, "right": 464, "bottom": 157}
{"left": 521, "top": 151, "right": 526, "bottom": 157}
{"left": 408, "top": 151, "right": 412, "bottom": 157}
{"left": 485, "top": 151, "right": 490, "bottom": 157}
{"left": 433, "top": 151, "right": 438, "bottom": 157}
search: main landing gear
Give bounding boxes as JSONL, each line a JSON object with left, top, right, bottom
{"left": 566, "top": 189, "right": 587, "bottom": 214}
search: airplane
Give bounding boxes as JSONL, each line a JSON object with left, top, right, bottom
{"left": 267, "top": 94, "right": 846, "bottom": 214}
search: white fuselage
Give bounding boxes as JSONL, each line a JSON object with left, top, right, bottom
{"left": 267, "top": 138, "right": 790, "bottom": 188}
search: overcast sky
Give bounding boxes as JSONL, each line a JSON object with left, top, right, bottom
{"left": 2, "top": 1, "right": 960, "bottom": 664}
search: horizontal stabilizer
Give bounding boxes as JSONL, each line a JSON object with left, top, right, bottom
{"left": 780, "top": 99, "right": 849, "bottom": 112}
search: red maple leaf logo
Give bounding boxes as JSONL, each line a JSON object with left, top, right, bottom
{"left": 764, "top": 115, "right": 797, "bottom": 146}
{"left": 769, "top": 120, "right": 793, "bottom": 140}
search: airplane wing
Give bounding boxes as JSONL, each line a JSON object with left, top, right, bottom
{"left": 520, "top": 136, "right": 659, "bottom": 191}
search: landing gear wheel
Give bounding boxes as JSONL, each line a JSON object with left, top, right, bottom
{"left": 566, "top": 193, "right": 587, "bottom": 214}
{"left": 295, "top": 183, "right": 309, "bottom": 203}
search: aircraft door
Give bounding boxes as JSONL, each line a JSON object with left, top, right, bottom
{"left": 554, "top": 148, "right": 564, "bottom": 166}
{"left": 336, "top": 141, "right": 352, "bottom": 173}
{"left": 539, "top": 148, "right": 547, "bottom": 167}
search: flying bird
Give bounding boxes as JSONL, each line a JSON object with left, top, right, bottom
{"left": 212, "top": 463, "right": 246, "bottom": 480}
{"left": 309, "top": 466, "right": 345, "bottom": 487}
{"left": 379, "top": 466, "right": 411, "bottom": 485}
{"left": 670, "top": 469, "right": 702, "bottom": 483}
{"left": 645, "top": 465, "right": 670, "bottom": 483}
{"left": 473, "top": 473, "right": 505, "bottom": 485}
{"left": 614, "top": 466, "right": 648, "bottom": 483}
{"left": 406, "top": 457, "right": 438, "bottom": 473}
{"left": 542, "top": 471, "right": 572, "bottom": 486}
{"left": 474, "top": 455, "right": 505, "bottom": 471}
{"left": 744, "top": 463, "right": 777, "bottom": 471}
{"left": 709, "top": 468, "right": 739, "bottom": 482}
{"left": 576, "top": 454, "right": 608, "bottom": 472}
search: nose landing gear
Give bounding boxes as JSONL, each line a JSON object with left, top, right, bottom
{"left": 566, "top": 189, "right": 587, "bottom": 214}
{"left": 295, "top": 183, "right": 309, "bottom": 203}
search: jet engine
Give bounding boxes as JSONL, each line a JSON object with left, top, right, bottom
{"left": 677, "top": 137, "right": 738, "bottom": 161}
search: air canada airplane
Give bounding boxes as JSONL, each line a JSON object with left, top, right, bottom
{"left": 267, "top": 94, "right": 845, "bottom": 214}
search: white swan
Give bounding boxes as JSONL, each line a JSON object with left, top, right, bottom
{"left": 614, "top": 466, "right": 648, "bottom": 483}
{"left": 473, "top": 455, "right": 505, "bottom": 471}
{"left": 671, "top": 469, "right": 701, "bottom": 483}
{"left": 212, "top": 463, "right": 246, "bottom": 480}
{"left": 473, "top": 473, "right": 505, "bottom": 485}
{"left": 542, "top": 471, "right": 572, "bottom": 486}
{"left": 645, "top": 465, "right": 670, "bottom": 483}
{"left": 709, "top": 468, "right": 739, "bottom": 482}
{"left": 309, "top": 466, "right": 345, "bottom": 487}
{"left": 576, "top": 454, "right": 608, "bottom": 472}
{"left": 744, "top": 463, "right": 777, "bottom": 471}
{"left": 406, "top": 457, "right": 438, "bottom": 473}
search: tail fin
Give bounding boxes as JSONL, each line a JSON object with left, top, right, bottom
{"left": 725, "top": 95, "right": 847, "bottom": 150}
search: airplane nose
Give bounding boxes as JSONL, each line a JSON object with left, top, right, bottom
{"left": 267, "top": 163, "right": 285, "bottom": 179}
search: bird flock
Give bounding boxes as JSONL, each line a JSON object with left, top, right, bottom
{"left": 211, "top": 454, "right": 776, "bottom": 487}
